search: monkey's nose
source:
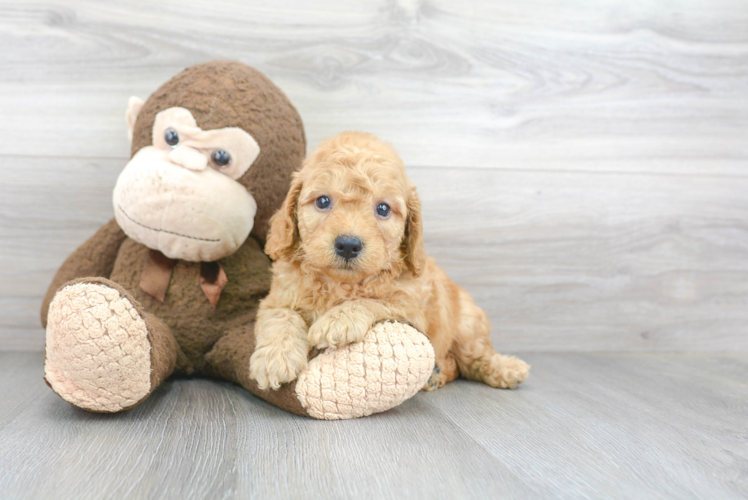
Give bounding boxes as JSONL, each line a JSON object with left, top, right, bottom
{"left": 334, "top": 235, "right": 363, "bottom": 261}
{"left": 169, "top": 146, "right": 208, "bottom": 171}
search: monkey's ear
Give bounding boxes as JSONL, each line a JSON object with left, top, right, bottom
{"left": 265, "top": 173, "right": 303, "bottom": 261}
{"left": 403, "top": 188, "right": 427, "bottom": 277}
{"left": 125, "top": 96, "right": 145, "bottom": 142}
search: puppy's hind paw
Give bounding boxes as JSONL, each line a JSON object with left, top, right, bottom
{"left": 482, "top": 355, "right": 530, "bottom": 389}
{"left": 423, "top": 365, "right": 444, "bottom": 392}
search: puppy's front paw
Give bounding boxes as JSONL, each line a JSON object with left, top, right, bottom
{"left": 307, "top": 310, "right": 370, "bottom": 350}
{"left": 249, "top": 343, "right": 308, "bottom": 391}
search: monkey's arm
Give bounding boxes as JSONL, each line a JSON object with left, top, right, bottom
{"left": 41, "top": 218, "right": 127, "bottom": 327}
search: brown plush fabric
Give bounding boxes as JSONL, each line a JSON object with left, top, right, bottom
{"left": 130, "top": 60, "right": 306, "bottom": 244}
{"left": 204, "top": 322, "right": 314, "bottom": 417}
{"left": 144, "top": 312, "right": 180, "bottom": 393}
{"left": 41, "top": 61, "right": 309, "bottom": 416}
{"left": 108, "top": 235, "right": 272, "bottom": 374}
{"left": 40, "top": 219, "right": 127, "bottom": 328}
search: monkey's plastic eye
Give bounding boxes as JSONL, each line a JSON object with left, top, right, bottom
{"left": 315, "top": 196, "right": 331, "bottom": 210}
{"left": 212, "top": 150, "right": 231, "bottom": 167}
{"left": 376, "top": 203, "right": 391, "bottom": 218}
{"left": 164, "top": 128, "right": 179, "bottom": 147}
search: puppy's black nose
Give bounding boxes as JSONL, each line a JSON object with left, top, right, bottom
{"left": 334, "top": 235, "right": 363, "bottom": 261}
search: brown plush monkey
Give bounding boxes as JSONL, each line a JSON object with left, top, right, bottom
{"left": 41, "top": 61, "right": 434, "bottom": 419}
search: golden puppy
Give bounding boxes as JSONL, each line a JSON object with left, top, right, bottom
{"left": 249, "top": 131, "right": 529, "bottom": 391}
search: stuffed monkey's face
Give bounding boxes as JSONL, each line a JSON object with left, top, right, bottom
{"left": 113, "top": 105, "right": 260, "bottom": 262}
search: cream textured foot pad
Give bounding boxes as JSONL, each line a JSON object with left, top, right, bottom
{"left": 45, "top": 283, "right": 151, "bottom": 412}
{"left": 295, "top": 321, "right": 435, "bottom": 420}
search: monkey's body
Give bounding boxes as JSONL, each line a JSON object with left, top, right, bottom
{"left": 107, "top": 234, "right": 270, "bottom": 373}
{"left": 40, "top": 61, "right": 435, "bottom": 419}
{"left": 41, "top": 220, "right": 311, "bottom": 413}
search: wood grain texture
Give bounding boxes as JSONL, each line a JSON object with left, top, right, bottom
{"left": 3, "top": 157, "right": 748, "bottom": 350}
{"left": 1, "top": 0, "right": 747, "bottom": 171}
{"left": 1, "top": 0, "right": 748, "bottom": 350}
{"left": 1, "top": 351, "right": 746, "bottom": 499}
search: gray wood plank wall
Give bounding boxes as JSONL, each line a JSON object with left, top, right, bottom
{"left": 2, "top": 0, "right": 747, "bottom": 351}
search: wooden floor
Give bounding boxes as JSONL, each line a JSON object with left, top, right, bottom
{"left": 1, "top": 351, "right": 746, "bottom": 499}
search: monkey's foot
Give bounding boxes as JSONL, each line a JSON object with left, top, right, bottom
{"left": 294, "top": 321, "right": 435, "bottom": 420}
{"left": 44, "top": 279, "right": 153, "bottom": 413}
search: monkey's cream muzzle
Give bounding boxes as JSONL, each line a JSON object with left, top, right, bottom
{"left": 114, "top": 147, "right": 257, "bottom": 262}
{"left": 168, "top": 145, "right": 209, "bottom": 171}
{"left": 114, "top": 106, "right": 261, "bottom": 262}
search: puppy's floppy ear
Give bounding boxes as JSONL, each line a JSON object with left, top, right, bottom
{"left": 265, "top": 173, "right": 303, "bottom": 261}
{"left": 402, "top": 188, "right": 427, "bottom": 276}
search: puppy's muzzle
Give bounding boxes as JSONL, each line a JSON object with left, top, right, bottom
{"left": 334, "top": 235, "right": 363, "bottom": 262}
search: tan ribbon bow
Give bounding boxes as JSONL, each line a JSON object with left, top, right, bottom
{"left": 139, "top": 249, "right": 228, "bottom": 309}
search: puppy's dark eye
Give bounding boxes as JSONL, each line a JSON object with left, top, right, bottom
{"left": 212, "top": 150, "right": 231, "bottom": 167}
{"left": 316, "top": 196, "right": 331, "bottom": 210}
{"left": 376, "top": 203, "right": 391, "bottom": 218}
{"left": 164, "top": 128, "right": 179, "bottom": 147}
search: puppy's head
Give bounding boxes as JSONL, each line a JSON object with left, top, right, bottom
{"left": 266, "top": 131, "right": 426, "bottom": 282}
